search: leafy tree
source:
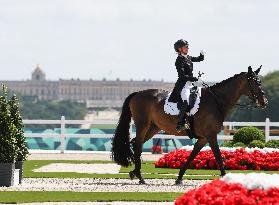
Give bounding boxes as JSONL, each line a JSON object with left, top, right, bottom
{"left": 18, "top": 98, "right": 87, "bottom": 128}
{"left": 20, "top": 99, "right": 87, "bottom": 120}
{"left": 0, "top": 89, "right": 88, "bottom": 127}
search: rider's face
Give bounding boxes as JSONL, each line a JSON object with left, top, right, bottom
{"left": 179, "top": 46, "right": 189, "bottom": 55}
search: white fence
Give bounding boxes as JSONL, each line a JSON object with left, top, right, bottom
{"left": 23, "top": 117, "right": 279, "bottom": 153}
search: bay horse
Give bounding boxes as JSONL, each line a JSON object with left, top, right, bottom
{"left": 112, "top": 66, "right": 268, "bottom": 185}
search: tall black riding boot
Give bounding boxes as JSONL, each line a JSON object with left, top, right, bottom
{"left": 176, "top": 101, "right": 190, "bottom": 132}
{"left": 184, "top": 89, "right": 197, "bottom": 138}
{"left": 185, "top": 114, "right": 194, "bottom": 139}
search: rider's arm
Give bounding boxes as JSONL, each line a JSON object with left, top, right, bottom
{"left": 190, "top": 53, "right": 204, "bottom": 62}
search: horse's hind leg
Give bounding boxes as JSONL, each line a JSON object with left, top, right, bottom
{"left": 175, "top": 138, "right": 207, "bottom": 185}
{"left": 129, "top": 123, "right": 149, "bottom": 184}
{"left": 144, "top": 122, "right": 160, "bottom": 143}
{"left": 130, "top": 123, "right": 160, "bottom": 184}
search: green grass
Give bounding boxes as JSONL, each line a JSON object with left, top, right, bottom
{"left": 23, "top": 160, "right": 279, "bottom": 180}
{"left": 2, "top": 160, "right": 278, "bottom": 203}
{"left": 24, "top": 160, "right": 216, "bottom": 180}
{"left": 121, "top": 163, "right": 279, "bottom": 175}
{"left": 0, "top": 192, "right": 182, "bottom": 203}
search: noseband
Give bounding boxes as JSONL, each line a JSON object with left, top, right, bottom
{"left": 246, "top": 73, "right": 262, "bottom": 104}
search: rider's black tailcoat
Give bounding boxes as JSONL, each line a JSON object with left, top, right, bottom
{"left": 169, "top": 53, "right": 204, "bottom": 103}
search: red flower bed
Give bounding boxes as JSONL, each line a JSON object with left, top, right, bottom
{"left": 154, "top": 148, "right": 279, "bottom": 171}
{"left": 175, "top": 179, "right": 279, "bottom": 205}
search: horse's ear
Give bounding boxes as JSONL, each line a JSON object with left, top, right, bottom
{"left": 248, "top": 66, "right": 253, "bottom": 73}
{"left": 255, "top": 65, "right": 262, "bottom": 75}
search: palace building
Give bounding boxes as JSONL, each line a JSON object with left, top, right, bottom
{"left": 1, "top": 65, "right": 175, "bottom": 108}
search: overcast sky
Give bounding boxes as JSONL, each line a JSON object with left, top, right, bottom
{"left": 0, "top": 0, "right": 278, "bottom": 83}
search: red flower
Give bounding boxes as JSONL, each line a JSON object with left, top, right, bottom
{"left": 155, "top": 148, "right": 279, "bottom": 171}
{"left": 175, "top": 179, "right": 279, "bottom": 205}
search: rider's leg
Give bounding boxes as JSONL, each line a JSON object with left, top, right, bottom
{"left": 176, "top": 100, "right": 190, "bottom": 132}
{"left": 176, "top": 88, "right": 198, "bottom": 133}
{"left": 185, "top": 114, "right": 194, "bottom": 139}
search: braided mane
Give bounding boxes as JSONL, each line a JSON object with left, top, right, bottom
{"left": 210, "top": 72, "right": 246, "bottom": 89}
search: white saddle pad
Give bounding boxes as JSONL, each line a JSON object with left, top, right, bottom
{"left": 164, "top": 82, "right": 202, "bottom": 115}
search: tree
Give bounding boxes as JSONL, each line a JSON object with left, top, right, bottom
{"left": 9, "top": 94, "right": 29, "bottom": 161}
{"left": 0, "top": 85, "right": 18, "bottom": 163}
{"left": 20, "top": 99, "right": 87, "bottom": 120}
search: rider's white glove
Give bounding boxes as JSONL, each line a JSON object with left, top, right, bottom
{"left": 200, "top": 50, "right": 206, "bottom": 56}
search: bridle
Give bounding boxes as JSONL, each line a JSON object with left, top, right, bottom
{"left": 197, "top": 71, "right": 264, "bottom": 110}
{"left": 246, "top": 72, "right": 263, "bottom": 105}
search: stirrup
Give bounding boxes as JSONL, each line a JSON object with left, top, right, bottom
{"left": 184, "top": 122, "right": 190, "bottom": 129}
{"left": 176, "top": 122, "right": 190, "bottom": 132}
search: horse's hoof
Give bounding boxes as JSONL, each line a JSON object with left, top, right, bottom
{"left": 220, "top": 173, "right": 226, "bottom": 177}
{"left": 139, "top": 179, "right": 146, "bottom": 184}
{"left": 175, "top": 179, "right": 183, "bottom": 185}
{"left": 129, "top": 171, "right": 136, "bottom": 180}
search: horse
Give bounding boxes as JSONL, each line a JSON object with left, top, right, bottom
{"left": 111, "top": 66, "right": 268, "bottom": 185}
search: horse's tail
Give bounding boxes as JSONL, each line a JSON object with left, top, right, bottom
{"left": 111, "top": 92, "right": 138, "bottom": 167}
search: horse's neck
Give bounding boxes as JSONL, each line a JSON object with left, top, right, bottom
{"left": 210, "top": 75, "right": 245, "bottom": 118}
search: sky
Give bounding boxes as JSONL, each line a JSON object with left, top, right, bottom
{"left": 0, "top": 0, "right": 279, "bottom": 83}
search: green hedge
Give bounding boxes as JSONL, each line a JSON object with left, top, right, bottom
{"left": 232, "top": 142, "right": 246, "bottom": 147}
{"left": 249, "top": 140, "right": 265, "bottom": 148}
{"left": 233, "top": 126, "right": 264, "bottom": 145}
{"left": 265, "top": 140, "right": 279, "bottom": 148}
{"left": 221, "top": 141, "right": 234, "bottom": 147}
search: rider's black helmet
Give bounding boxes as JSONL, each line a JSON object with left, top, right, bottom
{"left": 174, "top": 39, "right": 189, "bottom": 52}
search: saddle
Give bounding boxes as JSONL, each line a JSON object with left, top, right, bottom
{"left": 164, "top": 84, "right": 201, "bottom": 116}
{"left": 177, "top": 86, "right": 199, "bottom": 111}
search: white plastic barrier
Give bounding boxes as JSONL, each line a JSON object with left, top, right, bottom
{"left": 23, "top": 117, "right": 278, "bottom": 153}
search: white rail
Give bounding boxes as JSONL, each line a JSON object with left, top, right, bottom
{"left": 23, "top": 117, "right": 278, "bottom": 153}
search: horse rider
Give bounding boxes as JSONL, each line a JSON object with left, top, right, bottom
{"left": 168, "top": 39, "right": 205, "bottom": 132}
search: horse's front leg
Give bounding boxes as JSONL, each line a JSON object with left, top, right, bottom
{"left": 175, "top": 138, "right": 207, "bottom": 185}
{"left": 208, "top": 137, "right": 226, "bottom": 176}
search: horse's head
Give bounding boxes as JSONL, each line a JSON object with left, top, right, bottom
{"left": 244, "top": 65, "right": 268, "bottom": 108}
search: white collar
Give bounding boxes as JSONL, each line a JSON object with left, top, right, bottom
{"left": 181, "top": 54, "right": 190, "bottom": 58}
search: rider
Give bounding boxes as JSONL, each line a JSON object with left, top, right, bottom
{"left": 168, "top": 39, "right": 205, "bottom": 132}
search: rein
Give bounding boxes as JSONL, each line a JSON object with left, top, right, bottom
{"left": 196, "top": 74, "right": 225, "bottom": 113}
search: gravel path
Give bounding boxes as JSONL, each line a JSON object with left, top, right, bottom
{"left": 0, "top": 178, "right": 208, "bottom": 192}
